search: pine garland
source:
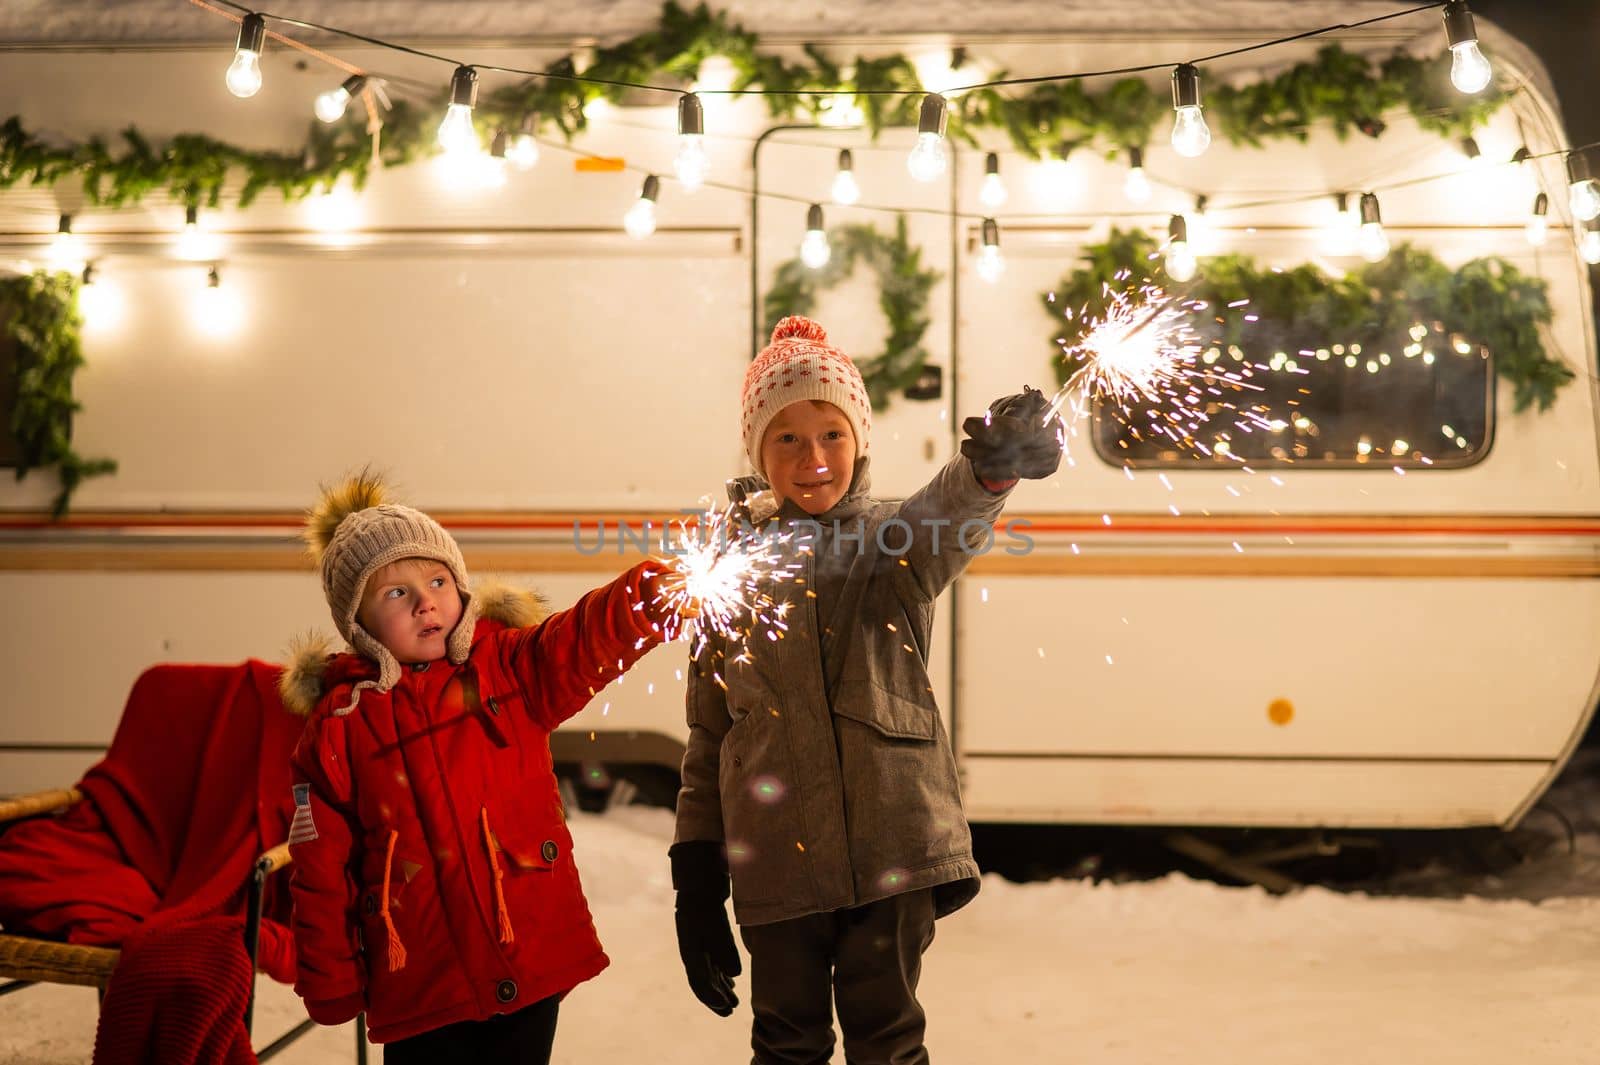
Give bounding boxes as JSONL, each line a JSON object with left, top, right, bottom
{"left": 1042, "top": 229, "right": 1570, "bottom": 413}
{"left": 764, "top": 215, "right": 941, "bottom": 410}
{"left": 0, "top": 3, "right": 1508, "bottom": 206}
{"left": 1, "top": 271, "right": 115, "bottom": 516}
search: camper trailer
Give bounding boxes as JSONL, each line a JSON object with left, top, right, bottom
{"left": 2, "top": 3, "right": 1596, "bottom": 834}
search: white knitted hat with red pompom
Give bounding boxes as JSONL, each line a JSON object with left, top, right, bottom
{"left": 740, "top": 315, "right": 872, "bottom": 478}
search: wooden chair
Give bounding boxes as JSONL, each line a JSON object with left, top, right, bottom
{"left": 0, "top": 783, "right": 368, "bottom": 1062}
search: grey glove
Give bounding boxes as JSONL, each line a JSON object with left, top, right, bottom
{"left": 960, "top": 386, "right": 1064, "bottom": 481}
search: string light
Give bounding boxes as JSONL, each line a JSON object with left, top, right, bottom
{"left": 483, "top": 129, "right": 511, "bottom": 188}
{"left": 1164, "top": 214, "right": 1197, "bottom": 282}
{"left": 1186, "top": 194, "right": 1216, "bottom": 255}
{"left": 1124, "top": 146, "right": 1152, "bottom": 204}
{"left": 624, "top": 174, "right": 660, "bottom": 239}
{"left": 193, "top": 264, "right": 244, "bottom": 337}
{"left": 1441, "top": 1, "right": 1492, "bottom": 95}
{"left": 1567, "top": 151, "right": 1600, "bottom": 222}
{"left": 1038, "top": 140, "right": 1078, "bottom": 206}
{"left": 975, "top": 218, "right": 1005, "bottom": 284}
{"left": 1325, "top": 192, "right": 1358, "bottom": 255}
{"left": 225, "top": 13, "right": 266, "bottom": 99}
{"left": 1583, "top": 221, "right": 1600, "bottom": 266}
{"left": 675, "top": 94, "right": 709, "bottom": 192}
{"left": 907, "top": 94, "right": 949, "bottom": 182}
{"left": 437, "top": 66, "right": 479, "bottom": 157}
{"left": 78, "top": 263, "right": 125, "bottom": 333}
{"left": 800, "top": 204, "right": 831, "bottom": 269}
{"left": 175, "top": 204, "right": 222, "bottom": 261}
{"left": 507, "top": 115, "right": 540, "bottom": 170}
{"left": 1169, "top": 64, "right": 1211, "bottom": 158}
{"left": 47, "top": 214, "right": 86, "bottom": 272}
{"left": 314, "top": 74, "right": 366, "bottom": 123}
{"left": 1526, "top": 192, "right": 1549, "bottom": 247}
{"left": 1459, "top": 136, "right": 1483, "bottom": 168}
{"left": 1357, "top": 192, "right": 1390, "bottom": 262}
{"left": 979, "top": 151, "right": 1007, "bottom": 210}
{"left": 831, "top": 149, "right": 861, "bottom": 206}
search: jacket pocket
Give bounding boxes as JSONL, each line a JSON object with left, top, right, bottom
{"left": 831, "top": 680, "right": 937, "bottom": 741}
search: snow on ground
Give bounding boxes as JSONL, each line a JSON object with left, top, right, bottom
{"left": 4, "top": 797, "right": 1600, "bottom": 1064}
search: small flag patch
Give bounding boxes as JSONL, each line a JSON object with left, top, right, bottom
{"left": 288, "top": 783, "right": 319, "bottom": 845}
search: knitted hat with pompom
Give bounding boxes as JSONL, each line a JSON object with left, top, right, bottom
{"left": 303, "top": 470, "right": 477, "bottom": 693}
{"left": 740, "top": 315, "right": 872, "bottom": 478}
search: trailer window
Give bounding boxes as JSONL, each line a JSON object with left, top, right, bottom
{"left": 1091, "top": 336, "right": 1495, "bottom": 469}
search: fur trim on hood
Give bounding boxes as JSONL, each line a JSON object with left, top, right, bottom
{"left": 279, "top": 578, "right": 550, "bottom": 716}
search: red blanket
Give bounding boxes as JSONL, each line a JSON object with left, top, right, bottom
{"left": 0, "top": 660, "right": 304, "bottom": 1061}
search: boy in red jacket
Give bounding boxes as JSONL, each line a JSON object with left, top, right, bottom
{"left": 283, "top": 471, "right": 686, "bottom": 1063}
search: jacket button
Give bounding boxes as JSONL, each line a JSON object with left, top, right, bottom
{"left": 363, "top": 895, "right": 377, "bottom": 916}
{"left": 541, "top": 840, "right": 559, "bottom": 863}
{"left": 733, "top": 756, "right": 742, "bottom": 768}
{"left": 411, "top": 661, "right": 430, "bottom": 673}
{"left": 495, "top": 979, "right": 518, "bottom": 1004}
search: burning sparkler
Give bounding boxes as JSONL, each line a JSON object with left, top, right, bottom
{"left": 1047, "top": 276, "right": 1273, "bottom": 459}
{"left": 649, "top": 502, "right": 799, "bottom": 656}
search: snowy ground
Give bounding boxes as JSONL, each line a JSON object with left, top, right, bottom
{"left": 5, "top": 769, "right": 1600, "bottom": 1065}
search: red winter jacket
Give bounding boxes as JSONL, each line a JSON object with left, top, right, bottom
{"left": 284, "top": 564, "right": 667, "bottom": 1044}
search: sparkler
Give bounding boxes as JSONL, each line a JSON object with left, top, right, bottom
{"left": 650, "top": 502, "right": 799, "bottom": 657}
{"left": 1046, "top": 276, "right": 1273, "bottom": 459}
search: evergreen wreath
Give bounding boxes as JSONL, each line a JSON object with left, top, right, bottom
{"left": 0, "top": 271, "right": 116, "bottom": 516}
{"left": 763, "top": 215, "right": 941, "bottom": 410}
{"left": 0, "top": 4, "right": 1509, "bottom": 209}
{"left": 1042, "top": 228, "right": 1570, "bottom": 413}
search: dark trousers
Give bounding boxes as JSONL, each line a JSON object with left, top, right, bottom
{"left": 738, "top": 888, "right": 937, "bottom": 1065}
{"left": 383, "top": 994, "right": 560, "bottom": 1065}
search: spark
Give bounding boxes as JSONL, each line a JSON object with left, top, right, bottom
{"left": 651, "top": 503, "right": 801, "bottom": 656}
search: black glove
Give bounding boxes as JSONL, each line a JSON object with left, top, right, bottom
{"left": 960, "top": 386, "right": 1064, "bottom": 482}
{"left": 669, "top": 841, "right": 741, "bottom": 1017}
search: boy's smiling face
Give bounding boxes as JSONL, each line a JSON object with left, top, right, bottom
{"left": 761, "top": 400, "right": 857, "bottom": 515}
{"left": 357, "top": 558, "right": 463, "bottom": 665}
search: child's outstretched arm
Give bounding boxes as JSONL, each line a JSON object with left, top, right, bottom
{"left": 287, "top": 722, "right": 367, "bottom": 1026}
{"left": 490, "top": 560, "right": 676, "bottom": 731}
{"left": 896, "top": 386, "right": 1064, "bottom": 599}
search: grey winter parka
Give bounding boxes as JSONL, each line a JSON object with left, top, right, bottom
{"left": 673, "top": 453, "right": 1012, "bottom": 926}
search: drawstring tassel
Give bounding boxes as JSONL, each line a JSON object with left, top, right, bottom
{"left": 379, "top": 829, "right": 407, "bottom": 971}
{"left": 480, "top": 808, "right": 515, "bottom": 945}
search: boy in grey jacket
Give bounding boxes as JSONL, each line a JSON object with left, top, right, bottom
{"left": 670, "top": 315, "right": 1062, "bottom": 1064}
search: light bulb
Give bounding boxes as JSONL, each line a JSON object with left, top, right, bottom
{"left": 508, "top": 129, "right": 540, "bottom": 170}
{"left": 1358, "top": 222, "right": 1390, "bottom": 263}
{"left": 437, "top": 104, "right": 477, "bottom": 157}
{"left": 1442, "top": 2, "right": 1492, "bottom": 94}
{"left": 674, "top": 135, "right": 708, "bottom": 191}
{"left": 1169, "top": 65, "right": 1210, "bottom": 157}
{"left": 1583, "top": 229, "right": 1600, "bottom": 266}
{"left": 225, "top": 50, "right": 262, "bottom": 98}
{"left": 979, "top": 172, "right": 1007, "bottom": 211}
{"left": 975, "top": 244, "right": 1005, "bottom": 284}
{"left": 47, "top": 216, "right": 85, "bottom": 272}
{"left": 831, "top": 168, "right": 860, "bottom": 206}
{"left": 908, "top": 94, "right": 949, "bottom": 182}
{"left": 314, "top": 86, "right": 349, "bottom": 123}
{"left": 315, "top": 75, "right": 367, "bottom": 123}
{"left": 1171, "top": 107, "right": 1211, "bottom": 158}
{"left": 1526, "top": 193, "right": 1549, "bottom": 247}
{"left": 193, "top": 267, "right": 244, "bottom": 338}
{"left": 624, "top": 176, "right": 660, "bottom": 239}
{"left": 624, "top": 199, "right": 656, "bottom": 239}
{"left": 976, "top": 218, "right": 1005, "bottom": 284}
{"left": 1449, "top": 42, "right": 1492, "bottom": 95}
{"left": 908, "top": 132, "right": 947, "bottom": 183}
{"left": 175, "top": 205, "right": 222, "bottom": 261}
{"left": 437, "top": 66, "right": 479, "bottom": 157}
{"left": 674, "top": 94, "right": 708, "bottom": 191}
{"left": 304, "top": 181, "right": 361, "bottom": 233}
{"left": 1124, "top": 164, "right": 1151, "bottom": 204}
{"left": 1569, "top": 179, "right": 1600, "bottom": 222}
{"left": 800, "top": 229, "right": 831, "bottom": 270}
{"left": 1165, "top": 240, "right": 1197, "bottom": 282}
{"left": 78, "top": 266, "right": 125, "bottom": 334}
{"left": 225, "top": 14, "right": 266, "bottom": 98}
